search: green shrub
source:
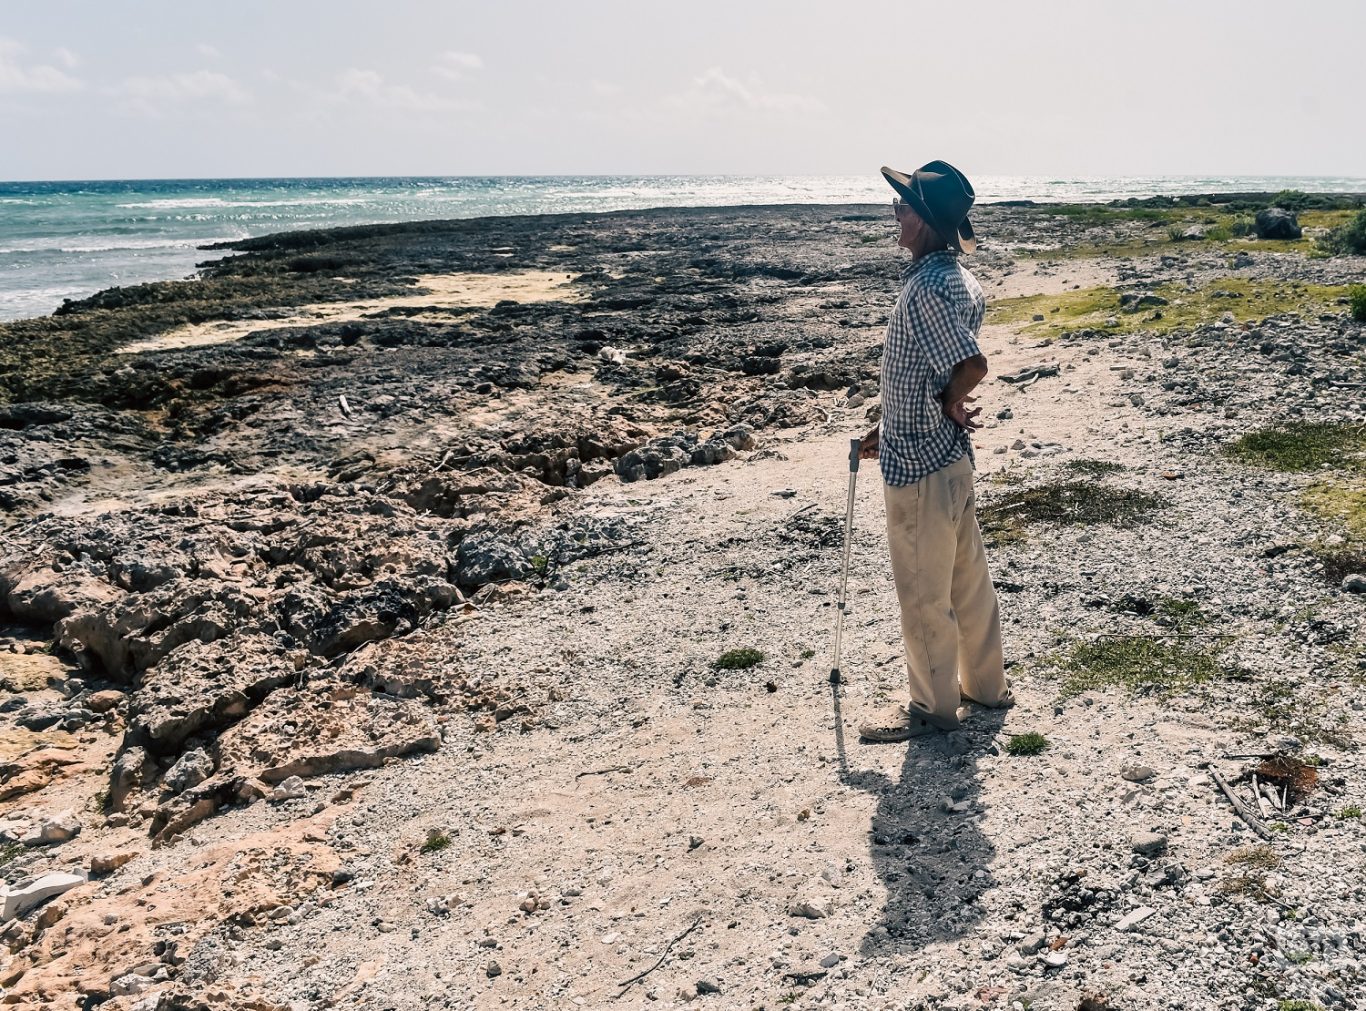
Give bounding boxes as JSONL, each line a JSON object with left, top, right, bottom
{"left": 1318, "top": 209, "right": 1366, "bottom": 256}
{"left": 421, "top": 830, "right": 452, "bottom": 854}
{"left": 1229, "top": 215, "right": 1256, "bottom": 237}
{"left": 1349, "top": 284, "right": 1366, "bottom": 322}
{"left": 1270, "top": 189, "right": 1312, "bottom": 212}
{"left": 715, "top": 648, "right": 764, "bottom": 670}
{"left": 1005, "top": 732, "right": 1050, "bottom": 756}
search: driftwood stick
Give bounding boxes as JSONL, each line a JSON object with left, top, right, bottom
{"left": 575, "top": 765, "right": 634, "bottom": 784}
{"left": 1210, "top": 766, "right": 1276, "bottom": 841}
{"left": 616, "top": 917, "right": 703, "bottom": 992}
{"left": 1252, "top": 774, "right": 1271, "bottom": 819}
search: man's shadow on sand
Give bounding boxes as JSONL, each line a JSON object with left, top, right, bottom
{"left": 830, "top": 681, "right": 1007, "bottom": 958}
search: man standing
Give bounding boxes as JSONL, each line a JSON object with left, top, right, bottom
{"left": 857, "top": 160, "right": 1013, "bottom": 742}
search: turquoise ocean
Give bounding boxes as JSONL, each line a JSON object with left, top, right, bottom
{"left": 3, "top": 174, "right": 1364, "bottom": 322}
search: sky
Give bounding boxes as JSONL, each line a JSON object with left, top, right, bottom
{"left": 1, "top": 0, "right": 1363, "bottom": 181}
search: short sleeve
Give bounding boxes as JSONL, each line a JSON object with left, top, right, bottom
{"left": 913, "top": 287, "right": 982, "bottom": 374}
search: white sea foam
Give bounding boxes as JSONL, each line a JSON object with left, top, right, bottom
{"left": 0, "top": 237, "right": 217, "bottom": 255}
{"left": 116, "top": 196, "right": 383, "bottom": 210}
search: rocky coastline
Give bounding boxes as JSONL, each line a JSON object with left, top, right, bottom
{"left": 1, "top": 194, "right": 1364, "bottom": 1010}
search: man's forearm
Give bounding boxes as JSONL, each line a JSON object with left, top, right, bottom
{"left": 941, "top": 354, "right": 988, "bottom": 405}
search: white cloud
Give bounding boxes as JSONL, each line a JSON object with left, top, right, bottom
{"left": 335, "top": 67, "right": 475, "bottom": 111}
{"left": 670, "top": 67, "right": 825, "bottom": 116}
{"left": 53, "top": 46, "right": 80, "bottom": 69}
{"left": 430, "top": 50, "right": 483, "bottom": 82}
{"left": 196, "top": 43, "right": 222, "bottom": 60}
{"left": 0, "top": 37, "right": 83, "bottom": 93}
{"left": 113, "top": 70, "right": 251, "bottom": 116}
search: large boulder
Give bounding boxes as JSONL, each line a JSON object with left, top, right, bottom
{"left": 161, "top": 748, "right": 215, "bottom": 794}
{"left": 615, "top": 443, "right": 691, "bottom": 483}
{"left": 107, "top": 746, "right": 154, "bottom": 812}
{"left": 1254, "top": 207, "right": 1302, "bottom": 240}
{"left": 454, "top": 533, "right": 529, "bottom": 586}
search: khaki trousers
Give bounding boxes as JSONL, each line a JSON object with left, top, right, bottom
{"left": 883, "top": 455, "right": 1007, "bottom": 729}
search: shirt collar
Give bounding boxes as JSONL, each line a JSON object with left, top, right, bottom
{"left": 899, "top": 248, "right": 957, "bottom": 284}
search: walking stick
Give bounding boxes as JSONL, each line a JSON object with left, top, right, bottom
{"left": 830, "top": 437, "right": 861, "bottom": 684}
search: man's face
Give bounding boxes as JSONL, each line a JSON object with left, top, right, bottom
{"left": 894, "top": 199, "right": 929, "bottom": 251}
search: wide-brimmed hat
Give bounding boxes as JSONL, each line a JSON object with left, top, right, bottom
{"left": 881, "top": 160, "right": 976, "bottom": 254}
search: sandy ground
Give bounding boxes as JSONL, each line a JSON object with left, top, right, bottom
{"left": 119, "top": 271, "right": 584, "bottom": 353}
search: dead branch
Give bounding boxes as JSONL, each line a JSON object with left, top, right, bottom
{"left": 575, "top": 765, "right": 635, "bottom": 785}
{"left": 616, "top": 916, "right": 703, "bottom": 993}
{"left": 1209, "top": 766, "right": 1276, "bottom": 841}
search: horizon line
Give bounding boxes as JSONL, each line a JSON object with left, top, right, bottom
{"left": 4, "top": 171, "right": 1366, "bottom": 187}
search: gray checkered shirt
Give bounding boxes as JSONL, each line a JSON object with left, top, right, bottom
{"left": 878, "top": 250, "right": 986, "bottom": 486}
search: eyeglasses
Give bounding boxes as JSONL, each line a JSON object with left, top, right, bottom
{"left": 892, "top": 197, "right": 915, "bottom": 220}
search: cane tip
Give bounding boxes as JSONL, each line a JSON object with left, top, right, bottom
{"left": 829, "top": 668, "right": 841, "bottom": 684}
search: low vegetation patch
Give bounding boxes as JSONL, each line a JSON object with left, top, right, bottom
{"left": 1226, "top": 423, "right": 1366, "bottom": 473}
{"left": 1005, "top": 732, "right": 1050, "bottom": 756}
{"left": 1216, "top": 848, "right": 1284, "bottom": 904}
{"left": 421, "top": 830, "right": 452, "bottom": 854}
{"left": 1064, "top": 458, "right": 1126, "bottom": 477}
{"left": 1350, "top": 284, "right": 1366, "bottom": 323}
{"left": 1317, "top": 209, "right": 1366, "bottom": 256}
{"left": 1239, "top": 678, "right": 1354, "bottom": 749}
{"left": 715, "top": 647, "right": 765, "bottom": 670}
{"left": 0, "top": 841, "right": 23, "bottom": 868}
{"left": 1054, "top": 635, "right": 1240, "bottom": 698}
{"left": 1337, "top": 805, "right": 1362, "bottom": 820}
{"left": 1154, "top": 596, "right": 1208, "bottom": 631}
{"left": 1301, "top": 480, "right": 1366, "bottom": 586}
{"left": 1302, "top": 482, "right": 1366, "bottom": 537}
{"left": 989, "top": 277, "right": 1355, "bottom": 338}
{"left": 1216, "top": 871, "right": 1279, "bottom": 902}
{"left": 1015, "top": 195, "right": 1360, "bottom": 260}
{"left": 979, "top": 481, "right": 1167, "bottom": 545}
{"left": 1226, "top": 844, "right": 1281, "bottom": 870}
